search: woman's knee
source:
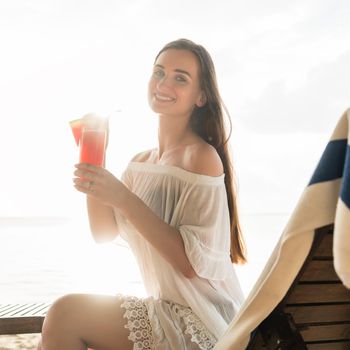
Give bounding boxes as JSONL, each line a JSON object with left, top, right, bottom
{"left": 41, "top": 293, "right": 133, "bottom": 350}
{"left": 42, "top": 294, "right": 81, "bottom": 335}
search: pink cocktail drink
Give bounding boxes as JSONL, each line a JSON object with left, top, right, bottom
{"left": 79, "top": 129, "right": 106, "bottom": 166}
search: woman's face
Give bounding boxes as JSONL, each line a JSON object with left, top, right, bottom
{"left": 148, "top": 49, "right": 205, "bottom": 118}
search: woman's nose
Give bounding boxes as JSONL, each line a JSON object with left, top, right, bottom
{"left": 156, "top": 76, "right": 172, "bottom": 90}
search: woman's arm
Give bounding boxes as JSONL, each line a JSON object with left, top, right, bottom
{"left": 120, "top": 190, "right": 196, "bottom": 278}
{"left": 86, "top": 196, "right": 119, "bottom": 243}
{"left": 74, "top": 164, "right": 196, "bottom": 278}
{"left": 74, "top": 145, "right": 222, "bottom": 278}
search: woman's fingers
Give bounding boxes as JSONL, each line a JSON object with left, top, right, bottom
{"left": 73, "top": 178, "right": 96, "bottom": 196}
{"left": 74, "top": 163, "right": 104, "bottom": 179}
{"left": 74, "top": 183, "right": 87, "bottom": 193}
{"left": 74, "top": 169, "right": 94, "bottom": 180}
{"left": 75, "top": 163, "right": 101, "bottom": 173}
{"left": 73, "top": 163, "right": 106, "bottom": 194}
{"left": 72, "top": 163, "right": 123, "bottom": 206}
{"left": 73, "top": 177, "right": 89, "bottom": 188}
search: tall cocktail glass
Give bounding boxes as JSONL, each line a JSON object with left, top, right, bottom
{"left": 79, "top": 128, "right": 107, "bottom": 166}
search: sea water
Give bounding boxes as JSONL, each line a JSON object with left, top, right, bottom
{"left": 0, "top": 214, "right": 289, "bottom": 303}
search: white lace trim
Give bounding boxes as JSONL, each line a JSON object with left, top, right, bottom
{"left": 121, "top": 296, "right": 216, "bottom": 350}
{"left": 174, "top": 304, "right": 217, "bottom": 350}
{"left": 121, "top": 296, "right": 153, "bottom": 349}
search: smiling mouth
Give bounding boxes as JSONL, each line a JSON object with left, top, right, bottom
{"left": 154, "top": 93, "right": 175, "bottom": 102}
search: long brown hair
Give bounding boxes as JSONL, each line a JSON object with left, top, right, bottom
{"left": 155, "top": 39, "right": 246, "bottom": 264}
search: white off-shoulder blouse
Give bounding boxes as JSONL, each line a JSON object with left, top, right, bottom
{"left": 115, "top": 161, "right": 245, "bottom": 344}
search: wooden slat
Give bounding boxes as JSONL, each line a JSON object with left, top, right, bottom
{"left": 19, "top": 303, "right": 49, "bottom": 316}
{"left": 300, "top": 260, "right": 340, "bottom": 282}
{"left": 0, "top": 303, "right": 51, "bottom": 335}
{"left": 0, "top": 316, "right": 45, "bottom": 334}
{"left": 288, "top": 283, "right": 350, "bottom": 304}
{"left": 300, "top": 323, "right": 350, "bottom": 342}
{"left": 0, "top": 303, "right": 49, "bottom": 317}
{"left": 285, "top": 304, "right": 350, "bottom": 324}
{"left": 314, "top": 233, "right": 333, "bottom": 258}
{"left": 307, "top": 342, "right": 350, "bottom": 350}
{"left": 0, "top": 304, "right": 16, "bottom": 315}
{"left": 0, "top": 304, "right": 33, "bottom": 317}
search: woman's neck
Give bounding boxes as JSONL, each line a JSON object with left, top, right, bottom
{"left": 157, "top": 114, "right": 196, "bottom": 160}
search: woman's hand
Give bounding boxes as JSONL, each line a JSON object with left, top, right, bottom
{"left": 73, "top": 163, "right": 129, "bottom": 208}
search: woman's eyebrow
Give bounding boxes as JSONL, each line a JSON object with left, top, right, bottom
{"left": 174, "top": 69, "right": 191, "bottom": 78}
{"left": 154, "top": 64, "right": 192, "bottom": 78}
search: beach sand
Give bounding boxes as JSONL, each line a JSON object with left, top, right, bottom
{"left": 0, "top": 334, "right": 40, "bottom": 350}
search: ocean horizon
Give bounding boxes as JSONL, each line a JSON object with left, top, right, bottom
{"left": 0, "top": 213, "right": 289, "bottom": 304}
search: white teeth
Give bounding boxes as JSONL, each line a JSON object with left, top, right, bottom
{"left": 155, "top": 94, "right": 174, "bottom": 101}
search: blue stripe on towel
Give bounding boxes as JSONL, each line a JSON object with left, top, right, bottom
{"left": 308, "top": 139, "right": 347, "bottom": 186}
{"left": 340, "top": 145, "right": 350, "bottom": 208}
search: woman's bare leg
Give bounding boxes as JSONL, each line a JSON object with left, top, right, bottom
{"left": 39, "top": 293, "right": 133, "bottom": 350}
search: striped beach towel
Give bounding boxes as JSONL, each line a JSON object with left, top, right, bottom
{"left": 214, "top": 108, "right": 350, "bottom": 350}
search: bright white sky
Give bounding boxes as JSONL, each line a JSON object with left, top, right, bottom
{"left": 1, "top": 0, "right": 350, "bottom": 217}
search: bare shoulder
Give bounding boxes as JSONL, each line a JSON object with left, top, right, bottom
{"left": 184, "top": 143, "right": 224, "bottom": 177}
{"left": 131, "top": 149, "right": 156, "bottom": 163}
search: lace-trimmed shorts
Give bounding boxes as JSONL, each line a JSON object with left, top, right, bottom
{"left": 119, "top": 295, "right": 217, "bottom": 350}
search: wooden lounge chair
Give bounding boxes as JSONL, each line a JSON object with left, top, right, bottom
{"left": 214, "top": 109, "right": 350, "bottom": 350}
{"left": 247, "top": 224, "right": 350, "bottom": 350}
{"left": 0, "top": 302, "right": 51, "bottom": 335}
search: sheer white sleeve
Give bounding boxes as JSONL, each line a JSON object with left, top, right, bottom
{"left": 177, "top": 183, "right": 232, "bottom": 280}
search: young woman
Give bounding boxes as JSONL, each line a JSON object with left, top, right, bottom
{"left": 38, "top": 38, "right": 246, "bottom": 350}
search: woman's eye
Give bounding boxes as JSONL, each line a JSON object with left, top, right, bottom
{"left": 153, "top": 70, "right": 164, "bottom": 79}
{"left": 175, "top": 75, "right": 187, "bottom": 83}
